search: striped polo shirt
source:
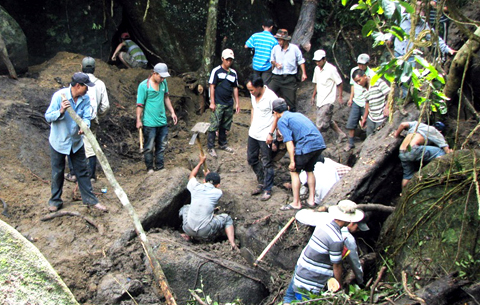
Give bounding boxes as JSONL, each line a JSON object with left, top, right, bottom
{"left": 365, "top": 78, "right": 390, "bottom": 123}
{"left": 293, "top": 220, "right": 344, "bottom": 293}
{"left": 245, "top": 31, "right": 278, "bottom": 72}
{"left": 124, "top": 40, "right": 148, "bottom": 64}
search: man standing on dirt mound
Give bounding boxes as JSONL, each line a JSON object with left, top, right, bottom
{"left": 136, "top": 63, "right": 178, "bottom": 173}
{"left": 272, "top": 98, "right": 326, "bottom": 211}
{"left": 246, "top": 74, "right": 278, "bottom": 201}
{"left": 207, "top": 48, "right": 240, "bottom": 158}
{"left": 178, "top": 155, "right": 239, "bottom": 251}
{"left": 45, "top": 72, "right": 107, "bottom": 212}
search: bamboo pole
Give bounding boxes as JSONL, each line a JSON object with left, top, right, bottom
{"left": 253, "top": 217, "right": 295, "bottom": 267}
{"left": 61, "top": 94, "right": 176, "bottom": 305}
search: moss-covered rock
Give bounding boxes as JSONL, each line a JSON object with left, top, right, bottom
{"left": 0, "top": 5, "right": 28, "bottom": 74}
{"left": 0, "top": 219, "right": 79, "bottom": 305}
{"left": 379, "top": 150, "right": 480, "bottom": 280}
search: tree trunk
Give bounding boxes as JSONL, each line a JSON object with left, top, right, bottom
{"left": 63, "top": 101, "right": 177, "bottom": 305}
{"left": 291, "top": 0, "right": 318, "bottom": 52}
{"left": 444, "top": 27, "right": 480, "bottom": 99}
{"left": 0, "top": 32, "right": 17, "bottom": 79}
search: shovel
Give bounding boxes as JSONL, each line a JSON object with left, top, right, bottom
{"left": 139, "top": 128, "right": 144, "bottom": 153}
{"left": 189, "top": 122, "right": 210, "bottom": 173}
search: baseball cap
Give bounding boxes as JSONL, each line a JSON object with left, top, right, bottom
{"left": 121, "top": 32, "right": 130, "bottom": 39}
{"left": 154, "top": 63, "right": 170, "bottom": 78}
{"left": 82, "top": 57, "right": 95, "bottom": 69}
{"left": 205, "top": 172, "right": 221, "bottom": 185}
{"left": 433, "top": 121, "right": 445, "bottom": 132}
{"left": 272, "top": 98, "right": 288, "bottom": 113}
{"left": 313, "top": 50, "right": 326, "bottom": 61}
{"left": 72, "top": 72, "right": 95, "bottom": 87}
{"left": 222, "top": 49, "right": 235, "bottom": 60}
{"left": 357, "top": 53, "right": 370, "bottom": 64}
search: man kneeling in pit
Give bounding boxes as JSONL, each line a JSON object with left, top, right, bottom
{"left": 179, "top": 155, "right": 238, "bottom": 250}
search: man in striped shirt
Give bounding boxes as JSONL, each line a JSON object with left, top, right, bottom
{"left": 292, "top": 200, "right": 364, "bottom": 299}
{"left": 352, "top": 69, "right": 390, "bottom": 137}
{"left": 111, "top": 32, "right": 148, "bottom": 69}
{"left": 244, "top": 19, "right": 278, "bottom": 85}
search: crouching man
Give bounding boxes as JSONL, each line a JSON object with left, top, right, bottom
{"left": 179, "top": 155, "right": 238, "bottom": 250}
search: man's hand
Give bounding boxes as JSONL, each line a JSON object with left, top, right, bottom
{"left": 311, "top": 96, "right": 316, "bottom": 106}
{"left": 111, "top": 54, "right": 117, "bottom": 61}
{"left": 338, "top": 95, "right": 344, "bottom": 106}
{"left": 347, "top": 98, "right": 353, "bottom": 107}
{"left": 383, "top": 107, "right": 390, "bottom": 117}
{"left": 449, "top": 49, "right": 457, "bottom": 56}
{"left": 301, "top": 73, "right": 307, "bottom": 82}
{"left": 288, "top": 161, "right": 296, "bottom": 172}
{"left": 78, "top": 129, "right": 84, "bottom": 135}
{"left": 199, "top": 154, "right": 207, "bottom": 164}
{"left": 235, "top": 103, "right": 240, "bottom": 114}
{"left": 360, "top": 118, "right": 367, "bottom": 128}
{"left": 172, "top": 113, "right": 178, "bottom": 125}
{"left": 136, "top": 120, "right": 143, "bottom": 129}
{"left": 266, "top": 133, "right": 273, "bottom": 145}
{"left": 209, "top": 102, "right": 216, "bottom": 112}
{"left": 60, "top": 99, "right": 70, "bottom": 114}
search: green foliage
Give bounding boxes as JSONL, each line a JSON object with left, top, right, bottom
{"left": 345, "top": 0, "right": 449, "bottom": 114}
{"left": 455, "top": 254, "right": 480, "bottom": 279}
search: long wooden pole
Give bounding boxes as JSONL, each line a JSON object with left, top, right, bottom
{"left": 253, "top": 217, "right": 295, "bottom": 267}
{"left": 61, "top": 94, "right": 177, "bottom": 305}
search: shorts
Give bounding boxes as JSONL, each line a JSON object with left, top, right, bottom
{"left": 316, "top": 104, "right": 334, "bottom": 132}
{"left": 294, "top": 149, "right": 324, "bottom": 173}
{"left": 179, "top": 205, "right": 233, "bottom": 239}
{"left": 346, "top": 103, "right": 365, "bottom": 130}
{"left": 121, "top": 51, "right": 147, "bottom": 69}
{"left": 366, "top": 118, "right": 385, "bottom": 136}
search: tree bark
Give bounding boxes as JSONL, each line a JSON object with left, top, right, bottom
{"left": 444, "top": 27, "right": 480, "bottom": 99}
{"left": 291, "top": 0, "right": 318, "bottom": 52}
{"left": 63, "top": 99, "right": 177, "bottom": 305}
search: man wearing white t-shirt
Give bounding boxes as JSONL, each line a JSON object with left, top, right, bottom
{"left": 246, "top": 75, "right": 279, "bottom": 201}
{"left": 310, "top": 50, "right": 346, "bottom": 143}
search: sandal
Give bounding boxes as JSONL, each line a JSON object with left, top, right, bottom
{"left": 251, "top": 185, "right": 264, "bottom": 196}
{"left": 64, "top": 173, "right": 77, "bottom": 183}
{"left": 280, "top": 204, "right": 302, "bottom": 211}
{"left": 260, "top": 191, "right": 271, "bottom": 201}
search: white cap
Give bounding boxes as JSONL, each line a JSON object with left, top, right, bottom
{"left": 221, "top": 48, "right": 234, "bottom": 59}
{"left": 313, "top": 50, "right": 326, "bottom": 61}
{"left": 153, "top": 63, "right": 170, "bottom": 78}
{"left": 357, "top": 53, "right": 370, "bottom": 64}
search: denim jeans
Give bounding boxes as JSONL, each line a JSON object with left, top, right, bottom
{"left": 247, "top": 136, "right": 274, "bottom": 191}
{"left": 143, "top": 125, "right": 168, "bottom": 170}
{"left": 49, "top": 144, "right": 98, "bottom": 208}
{"left": 399, "top": 145, "right": 445, "bottom": 179}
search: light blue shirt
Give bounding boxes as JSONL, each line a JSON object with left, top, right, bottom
{"left": 394, "top": 13, "right": 451, "bottom": 57}
{"left": 270, "top": 43, "right": 305, "bottom": 75}
{"left": 245, "top": 31, "right": 278, "bottom": 72}
{"left": 278, "top": 111, "right": 326, "bottom": 155}
{"left": 45, "top": 87, "right": 92, "bottom": 155}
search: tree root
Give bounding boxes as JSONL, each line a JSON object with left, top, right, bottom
{"left": 40, "top": 211, "right": 103, "bottom": 235}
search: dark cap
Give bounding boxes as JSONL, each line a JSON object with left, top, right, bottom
{"left": 205, "top": 172, "right": 221, "bottom": 185}
{"left": 82, "top": 57, "right": 95, "bottom": 68}
{"left": 72, "top": 72, "right": 95, "bottom": 87}
{"left": 433, "top": 121, "right": 445, "bottom": 132}
{"left": 272, "top": 98, "right": 288, "bottom": 113}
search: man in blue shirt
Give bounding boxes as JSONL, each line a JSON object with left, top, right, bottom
{"left": 45, "top": 72, "right": 107, "bottom": 212}
{"left": 273, "top": 98, "right": 326, "bottom": 210}
{"left": 244, "top": 19, "right": 278, "bottom": 85}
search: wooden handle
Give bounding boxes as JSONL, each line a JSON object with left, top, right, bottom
{"left": 139, "top": 128, "right": 144, "bottom": 151}
{"left": 253, "top": 217, "right": 295, "bottom": 266}
{"left": 196, "top": 136, "right": 208, "bottom": 172}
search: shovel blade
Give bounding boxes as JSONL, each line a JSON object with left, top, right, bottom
{"left": 191, "top": 122, "right": 210, "bottom": 134}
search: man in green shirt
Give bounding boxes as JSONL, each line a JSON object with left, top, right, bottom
{"left": 136, "top": 63, "right": 178, "bottom": 173}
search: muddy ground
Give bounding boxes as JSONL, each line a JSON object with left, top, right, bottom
{"left": 1, "top": 52, "right": 476, "bottom": 305}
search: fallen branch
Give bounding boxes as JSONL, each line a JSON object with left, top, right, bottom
{"left": 357, "top": 203, "right": 395, "bottom": 213}
{"left": 40, "top": 211, "right": 103, "bottom": 235}
{"left": 62, "top": 95, "right": 177, "bottom": 305}
{"left": 28, "top": 168, "right": 49, "bottom": 185}
{"left": 402, "top": 271, "right": 426, "bottom": 305}
{"left": 251, "top": 214, "right": 271, "bottom": 225}
{"left": 189, "top": 291, "right": 207, "bottom": 305}
{"left": 370, "top": 266, "right": 387, "bottom": 303}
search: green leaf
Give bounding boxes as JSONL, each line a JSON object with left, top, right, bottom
{"left": 387, "top": 25, "right": 406, "bottom": 41}
{"left": 398, "top": 0, "right": 415, "bottom": 13}
{"left": 351, "top": 3, "right": 368, "bottom": 10}
{"left": 362, "top": 20, "right": 377, "bottom": 37}
{"left": 342, "top": 0, "right": 348, "bottom": 6}
{"left": 381, "top": 0, "right": 396, "bottom": 18}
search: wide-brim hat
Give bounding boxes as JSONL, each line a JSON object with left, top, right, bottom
{"left": 328, "top": 200, "right": 364, "bottom": 223}
{"left": 274, "top": 29, "right": 291, "bottom": 41}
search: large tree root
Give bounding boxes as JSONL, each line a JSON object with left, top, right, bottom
{"left": 40, "top": 211, "right": 103, "bottom": 235}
